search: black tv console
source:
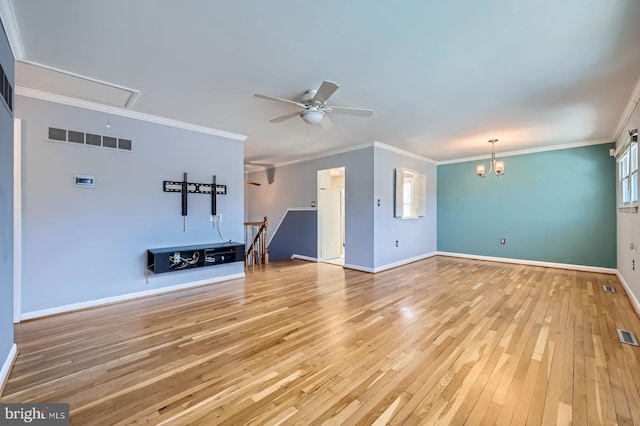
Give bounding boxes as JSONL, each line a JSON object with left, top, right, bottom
{"left": 147, "top": 242, "right": 244, "bottom": 274}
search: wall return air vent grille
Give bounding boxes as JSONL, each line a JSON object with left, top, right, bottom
{"left": 0, "top": 62, "right": 13, "bottom": 113}
{"left": 48, "top": 127, "right": 132, "bottom": 152}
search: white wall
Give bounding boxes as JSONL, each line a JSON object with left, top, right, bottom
{"left": 247, "top": 144, "right": 438, "bottom": 271}
{"left": 0, "top": 21, "right": 15, "bottom": 377}
{"left": 16, "top": 96, "right": 245, "bottom": 315}
{"left": 373, "top": 146, "right": 437, "bottom": 269}
{"left": 247, "top": 147, "right": 375, "bottom": 269}
{"left": 617, "top": 106, "right": 640, "bottom": 309}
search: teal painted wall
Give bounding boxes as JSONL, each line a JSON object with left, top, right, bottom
{"left": 437, "top": 143, "right": 616, "bottom": 268}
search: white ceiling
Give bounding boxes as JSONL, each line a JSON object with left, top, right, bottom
{"left": 6, "top": 1, "right": 640, "bottom": 165}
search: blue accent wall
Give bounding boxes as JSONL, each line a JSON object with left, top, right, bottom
{"left": 269, "top": 210, "right": 317, "bottom": 261}
{"left": 437, "top": 143, "right": 616, "bottom": 268}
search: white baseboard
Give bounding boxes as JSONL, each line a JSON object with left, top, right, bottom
{"left": 343, "top": 252, "right": 438, "bottom": 274}
{"left": 372, "top": 252, "right": 438, "bottom": 273}
{"left": 0, "top": 343, "right": 17, "bottom": 397}
{"left": 290, "top": 254, "right": 319, "bottom": 262}
{"left": 20, "top": 273, "right": 246, "bottom": 321}
{"left": 436, "top": 251, "right": 618, "bottom": 274}
{"left": 343, "top": 264, "right": 374, "bottom": 273}
{"left": 616, "top": 271, "right": 640, "bottom": 319}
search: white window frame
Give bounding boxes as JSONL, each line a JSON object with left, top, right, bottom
{"left": 395, "top": 168, "right": 426, "bottom": 218}
{"left": 618, "top": 140, "right": 638, "bottom": 211}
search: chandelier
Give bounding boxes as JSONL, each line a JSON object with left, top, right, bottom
{"left": 476, "top": 139, "right": 505, "bottom": 178}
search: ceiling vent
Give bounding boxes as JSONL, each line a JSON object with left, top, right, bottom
{"left": 48, "top": 127, "right": 132, "bottom": 152}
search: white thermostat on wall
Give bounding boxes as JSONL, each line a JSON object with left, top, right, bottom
{"left": 74, "top": 174, "right": 95, "bottom": 188}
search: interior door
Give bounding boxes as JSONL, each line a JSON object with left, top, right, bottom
{"left": 319, "top": 189, "right": 342, "bottom": 260}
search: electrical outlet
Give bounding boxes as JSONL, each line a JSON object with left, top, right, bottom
{"left": 500, "top": 238, "right": 506, "bottom": 244}
{"left": 395, "top": 240, "right": 399, "bottom": 247}
{"left": 211, "top": 214, "right": 222, "bottom": 222}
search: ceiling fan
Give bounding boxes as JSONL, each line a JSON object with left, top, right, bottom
{"left": 254, "top": 81, "right": 374, "bottom": 130}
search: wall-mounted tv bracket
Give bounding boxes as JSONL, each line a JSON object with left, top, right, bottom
{"left": 211, "top": 175, "right": 217, "bottom": 216}
{"left": 163, "top": 174, "right": 227, "bottom": 231}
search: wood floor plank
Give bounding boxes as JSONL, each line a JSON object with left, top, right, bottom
{"left": 2, "top": 257, "right": 640, "bottom": 425}
{"left": 571, "top": 271, "right": 589, "bottom": 425}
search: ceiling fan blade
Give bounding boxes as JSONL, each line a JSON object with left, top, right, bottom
{"left": 327, "top": 106, "right": 374, "bottom": 117}
{"left": 319, "top": 115, "right": 335, "bottom": 130}
{"left": 312, "top": 81, "right": 339, "bottom": 105}
{"left": 254, "top": 93, "right": 305, "bottom": 108}
{"left": 270, "top": 111, "right": 301, "bottom": 123}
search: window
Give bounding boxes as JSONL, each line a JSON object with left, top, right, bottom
{"left": 618, "top": 140, "right": 638, "bottom": 208}
{"left": 395, "top": 168, "right": 426, "bottom": 218}
{"left": 403, "top": 175, "right": 415, "bottom": 217}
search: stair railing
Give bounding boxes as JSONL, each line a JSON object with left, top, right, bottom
{"left": 244, "top": 216, "right": 268, "bottom": 266}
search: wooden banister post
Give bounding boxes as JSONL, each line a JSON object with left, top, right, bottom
{"left": 263, "top": 217, "right": 269, "bottom": 264}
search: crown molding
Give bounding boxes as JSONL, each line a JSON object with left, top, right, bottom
{"left": 16, "top": 85, "right": 247, "bottom": 141}
{"left": 372, "top": 141, "right": 437, "bottom": 164}
{"left": 0, "top": 0, "right": 24, "bottom": 60}
{"left": 246, "top": 140, "right": 439, "bottom": 172}
{"left": 247, "top": 137, "right": 613, "bottom": 171}
{"left": 612, "top": 74, "right": 640, "bottom": 143}
{"left": 246, "top": 141, "right": 376, "bottom": 172}
{"left": 436, "top": 138, "right": 612, "bottom": 165}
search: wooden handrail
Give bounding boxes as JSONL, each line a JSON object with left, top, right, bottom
{"left": 244, "top": 216, "right": 268, "bottom": 266}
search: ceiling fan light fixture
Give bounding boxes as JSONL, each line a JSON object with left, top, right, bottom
{"left": 255, "top": 80, "right": 373, "bottom": 128}
{"left": 300, "top": 109, "right": 325, "bottom": 125}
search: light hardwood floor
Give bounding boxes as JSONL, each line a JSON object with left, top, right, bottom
{"left": 2, "top": 257, "right": 640, "bottom": 425}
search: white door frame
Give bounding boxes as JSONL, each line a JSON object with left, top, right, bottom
{"left": 13, "top": 118, "right": 21, "bottom": 323}
{"left": 317, "top": 167, "right": 345, "bottom": 263}
{"left": 318, "top": 189, "right": 342, "bottom": 260}
{"left": 317, "top": 169, "right": 327, "bottom": 261}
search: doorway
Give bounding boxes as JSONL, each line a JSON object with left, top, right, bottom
{"left": 317, "top": 167, "right": 345, "bottom": 265}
